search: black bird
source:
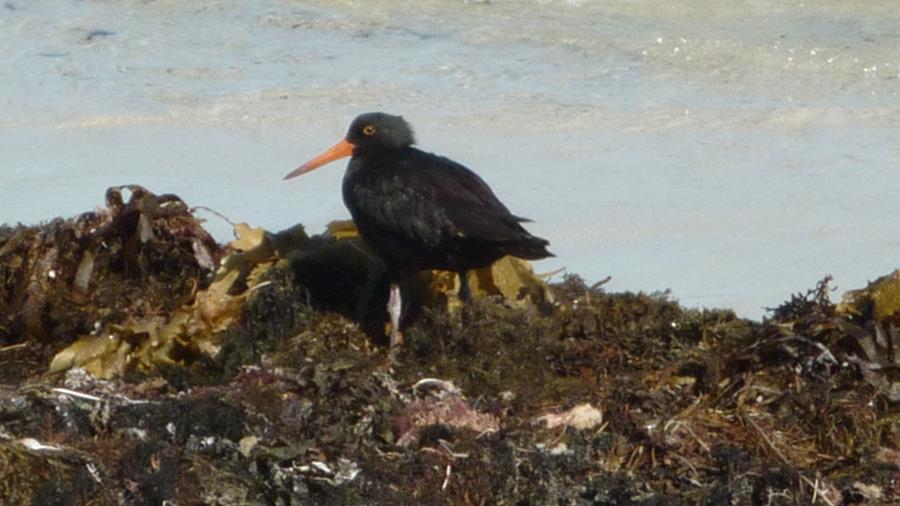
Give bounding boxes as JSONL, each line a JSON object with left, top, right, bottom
{"left": 284, "top": 113, "right": 552, "bottom": 346}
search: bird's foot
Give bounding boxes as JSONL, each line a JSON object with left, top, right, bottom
{"left": 386, "top": 345, "right": 404, "bottom": 368}
{"left": 384, "top": 326, "right": 405, "bottom": 369}
{"left": 390, "top": 327, "right": 405, "bottom": 348}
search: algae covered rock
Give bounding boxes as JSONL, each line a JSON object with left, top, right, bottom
{"left": 838, "top": 269, "right": 900, "bottom": 324}
{"left": 1, "top": 185, "right": 223, "bottom": 381}
{"left": 34, "top": 200, "right": 553, "bottom": 380}
{"left": 7, "top": 186, "right": 900, "bottom": 504}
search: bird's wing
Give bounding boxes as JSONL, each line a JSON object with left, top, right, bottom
{"left": 346, "top": 171, "right": 438, "bottom": 251}
{"left": 424, "top": 154, "right": 517, "bottom": 216}
{"left": 346, "top": 148, "right": 538, "bottom": 256}
{"left": 373, "top": 181, "right": 451, "bottom": 249}
{"left": 382, "top": 152, "right": 532, "bottom": 244}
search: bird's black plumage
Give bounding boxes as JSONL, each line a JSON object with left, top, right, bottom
{"left": 340, "top": 113, "right": 552, "bottom": 278}
{"left": 285, "top": 112, "right": 553, "bottom": 345}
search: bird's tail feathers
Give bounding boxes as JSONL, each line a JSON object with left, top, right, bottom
{"left": 508, "top": 237, "right": 554, "bottom": 261}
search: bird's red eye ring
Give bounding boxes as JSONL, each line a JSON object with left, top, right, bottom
{"left": 363, "top": 125, "right": 376, "bottom": 136}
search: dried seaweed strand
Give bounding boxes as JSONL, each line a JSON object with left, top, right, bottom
{"left": 799, "top": 475, "right": 836, "bottom": 506}
{"left": 741, "top": 411, "right": 790, "bottom": 466}
{"left": 0, "top": 342, "right": 27, "bottom": 353}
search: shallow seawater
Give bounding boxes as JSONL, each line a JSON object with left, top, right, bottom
{"left": 2, "top": 0, "right": 899, "bottom": 318}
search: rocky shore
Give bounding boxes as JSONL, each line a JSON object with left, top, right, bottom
{"left": 2, "top": 186, "right": 899, "bottom": 505}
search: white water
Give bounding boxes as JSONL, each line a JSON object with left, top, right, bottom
{"left": 3, "top": 0, "right": 899, "bottom": 318}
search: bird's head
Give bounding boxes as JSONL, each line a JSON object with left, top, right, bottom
{"left": 284, "top": 112, "right": 415, "bottom": 179}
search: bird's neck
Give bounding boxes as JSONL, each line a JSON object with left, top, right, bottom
{"left": 354, "top": 145, "right": 412, "bottom": 159}
{"left": 350, "top": 146, "right": 415, "bottom": 173}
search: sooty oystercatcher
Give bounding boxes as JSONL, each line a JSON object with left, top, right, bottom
{"left": 284, "top": 112, "right": 552, "bottom": 346}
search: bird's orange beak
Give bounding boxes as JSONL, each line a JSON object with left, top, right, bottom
{"left": 284, "top": 138, "right": 355, "bottom": 180}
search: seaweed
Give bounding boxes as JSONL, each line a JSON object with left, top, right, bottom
{"left": 3, "top": 188, "right": 900, "bottom": 504}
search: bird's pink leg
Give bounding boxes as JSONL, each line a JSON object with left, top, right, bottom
{"left": 387, "top": 283, "right": 403, "bottom": 347}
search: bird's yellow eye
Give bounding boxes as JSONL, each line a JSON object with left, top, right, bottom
{"left": 363, "top": 125, "right": 376, "bottom": 136}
